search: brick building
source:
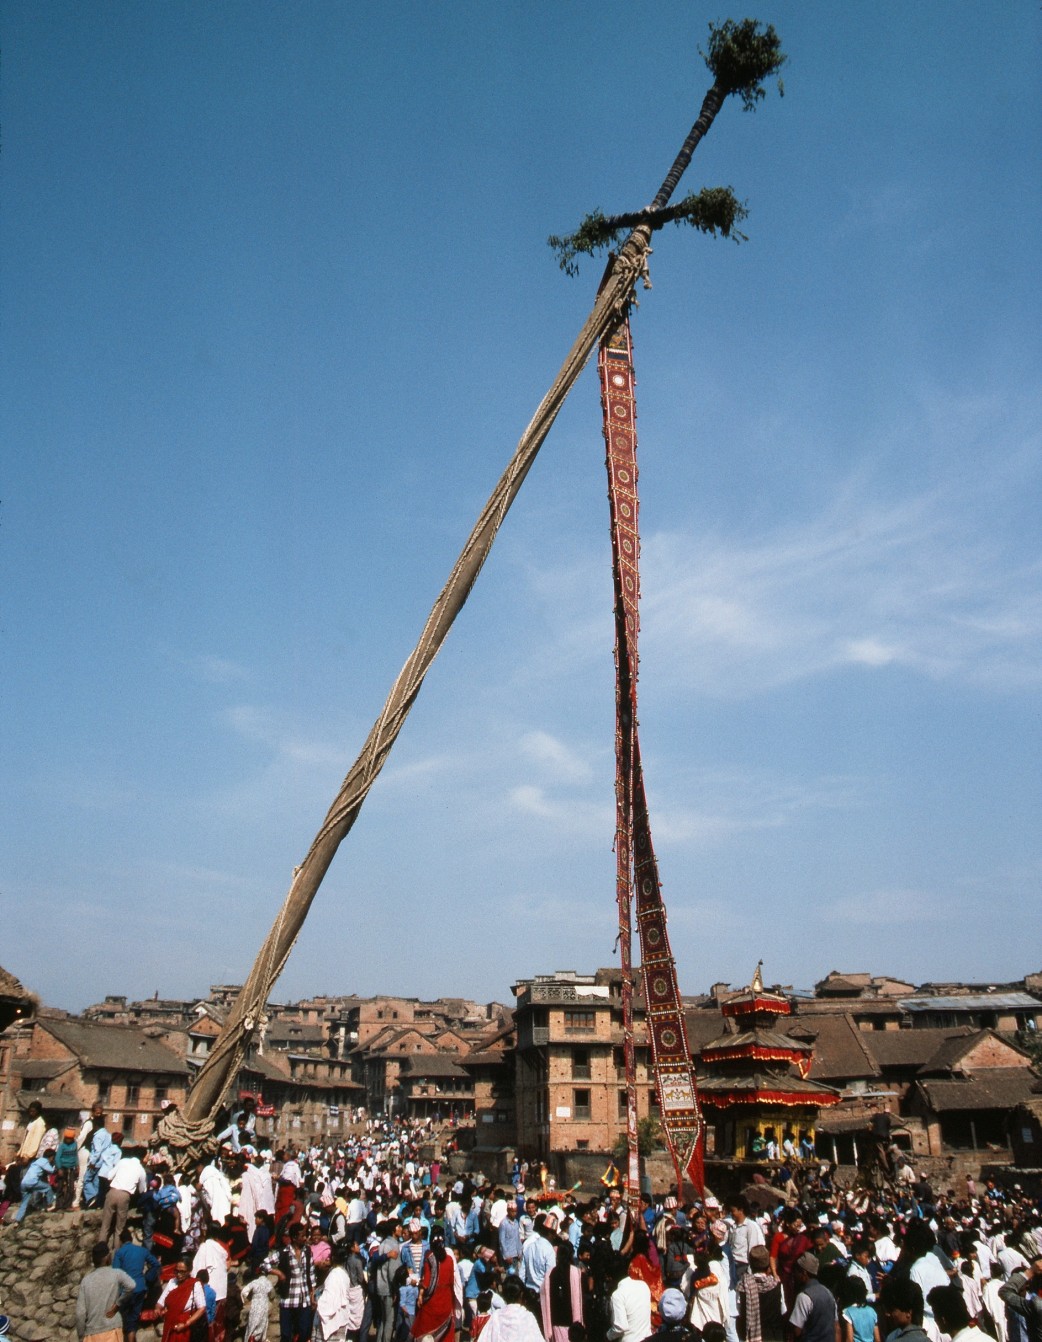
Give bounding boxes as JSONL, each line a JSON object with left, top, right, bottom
{"left": 3, "top": 1015, "right": 188, "bottom": 1159}
{"left": 513, "top": 969, "right": 659, "bottom": 1161}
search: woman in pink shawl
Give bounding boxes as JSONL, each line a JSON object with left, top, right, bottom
{"left": 540, "top": 1243, "right": 583, "bottom": 1342}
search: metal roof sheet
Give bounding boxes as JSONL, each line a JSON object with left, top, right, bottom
{"left": 899, "top": 994, "right": 1041, "bottom": 1011}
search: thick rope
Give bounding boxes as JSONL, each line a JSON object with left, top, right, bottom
{"left": 169, "top": 76, "right": 740, "bottom": 1155}
{"left": 172, "top": 226, "right": 656, "bottom": 1139}
{"left": 154, "top": 1107, "right": 221, "bottom": 1165}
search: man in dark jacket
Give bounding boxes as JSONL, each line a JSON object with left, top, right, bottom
{"left": 1002, "top": 1258, "right": 1042, "bottom": 1342}
{"left": 788, "top": 1253, "right": 837, "bottom": 1342}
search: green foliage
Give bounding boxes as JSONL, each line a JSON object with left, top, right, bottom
{"left": 548, "top": 187, "right": 749, "bottom": 276}
{"left": 614, "top": 1113, "right": 666, "bottom": 1161}
{"left": 671, "top": 186, "right": 749, "bottom": 241}
{"left": 701, "top": 19, "right": 786, "bottom": 110}
{"left": 548, "top": 211, "right": 616, "bottom": 278}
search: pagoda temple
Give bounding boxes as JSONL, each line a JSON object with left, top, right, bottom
{"left": 697, "top": 963, "right": 839, "bottom": 1160}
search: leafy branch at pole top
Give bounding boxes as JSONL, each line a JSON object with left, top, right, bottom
{"left": 548, "top": 18, "right": 786, "bottom": 276}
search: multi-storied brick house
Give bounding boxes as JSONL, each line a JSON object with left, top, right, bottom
{"left": 513, "top": 969, "right": 659, "bottom": 1161}
{"left": 3, "top": 1015, "right": 188, "bottom": 1158}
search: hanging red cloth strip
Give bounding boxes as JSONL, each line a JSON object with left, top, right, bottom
{"left": 599, "top": 313, "right": 705, "bottom": 1196}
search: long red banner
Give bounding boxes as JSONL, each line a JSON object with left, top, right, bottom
{"left": 599, "top": 315, "right": 705, "bottom": 1196}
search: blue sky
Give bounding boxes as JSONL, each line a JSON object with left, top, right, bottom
{"left": 3, "top": 2, "right": 1040, "bottom": 1012}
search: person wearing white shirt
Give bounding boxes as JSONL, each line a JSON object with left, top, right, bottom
{"left": 607, "top": 1272, "right": 652, "bottom": 1342}
{"left": 910, "top": 1252, "right": 951, "bottom": 1320}
{"left": 482, "top": 1276, "right": 544, "bottom": 1342}
{"left": 998, "top": 1244, "right": 1030, "bottom": 1279}
{"left": 727, "top": 1198, "right": 765, "bottom": 1281}
{"left": 848, "top": 1241, "right": 876, "bottom": 1302}
{"left": 871, "top": 1220, "right": 900, "bottom": 1268}
{"left": 958, "top": 1265, "right": 983, "bottom": 1320}
{"left": 976, "top": 1237, "right": 996, "bottom": 1281}
{"left": 489, "top": 1192, "right": 509, "bottom": 1230}
{"left": 192, "top": 1234, "right": 229, "bottom": 1300}
{"left": 238, "top": 1151, "right": 276, "bottom": 1238}
{"left": 686, "top": 1253, "right": 730, "bottom": 1334}
{"left": 192, "top": 1228, "right": 230, "bottom": 1335}
{"left": 199, "top": 1161, "right": 233, "bottom": 1228}
{"left": 928, "top": 1281, "right": 977, "bottom": 1342}
{"left": 982, "top": 1267, "right": 1009, "bottom": 1342}
{"left": 99, "top": 1146, "right": 147, "bottom": 1245}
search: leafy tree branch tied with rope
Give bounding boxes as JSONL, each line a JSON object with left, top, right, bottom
{"left": 159, "top": 19, "right": 785, "bottom": 1162}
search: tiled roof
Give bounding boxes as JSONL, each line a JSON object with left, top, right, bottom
{"left": 240, "top": 1052, "right": 293, "bottom": 1083}
{"left": 359, "top": 1025, "right": 430, "bottom": 1054}
{"left": 916, "top": 1069, "right": 1040, "bottom": 1112}
{"left": 816, "top": 1109, "right": 892, "bottom": 1134}
{"left": 399, "top": 1055, "right": 469, "bottom": 1078}
{"left": 697, "top": 1069, "right": 839, "bottom": 1098}
{"left": 703, "top": 1028, "right": 811, "bottom": 1053}
{"left": 17, "top": 1059, "right": 74, "bottom": 1080}
{"left": 917, "top": 1029, "right": 1029, "bottom": 1075}
{"left": 792, "top": 998, "right": 902, "bottom": 1017}
{"left": 816, "top": 973, "right": 873, "bottom": 993}
{"left": 265, "top": 1022, "right": 327, "bottom": 1043}
{"left": 862, "top": 1027, "right": 973, "bottom": 1070}
{"left": 459, "top": 1051, "right": 511, "bottom": 1068}
{"left": 38, "top": 1017, "right": 188, "bottom": 1076}
{"left": 298, "top": 1075, "right": 365, "bottom": 1092}
{"left": 793, "top": 1014, "right": 880, "bottom": 1081}
{"left": 684, "top": 1009, "right": 729, "bottom": 1051}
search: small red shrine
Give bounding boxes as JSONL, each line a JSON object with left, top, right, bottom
{"left": 697, "top": 962, "right": 839, "bottom": 1160}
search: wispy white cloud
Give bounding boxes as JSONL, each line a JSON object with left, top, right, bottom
{"left": 152, "top": 861, "right": 253, "bottom": 889}
{"left": 820, "top": 887, "right": 950, "bottom": 926}
{"left": 177, "top": 652, "right": 252, "bottom": 685}
{"left": 511, "top": 388, "right": 1041, "bottom": 702}
{"left": 507, "top": 783, "right": 613, "bottom": 839}
{"left": 220, "top": 703, "right": 346, "bottom": 768}
{"left": 638, "top": 486, "right": 1042, "bottom": 696}
{"left": 379, "top": 753, "right": 459, "bottom": 788}
{"left": 518, "top": 730, "right": 594, "bottom": 784}
{"left": 644, "top": 768, "right": 862, "bottom": 847}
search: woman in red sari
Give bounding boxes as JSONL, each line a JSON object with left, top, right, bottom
{"left": 628, "top": 1230, "right": 664, "bottom": 1325}
{"left": 412, "top": 1228, "right": 457, "bottom": 1342}
{"left": 772, "top": 1211, "right": 812, "bottom": 1314}
{"left": 156, "top": 1258, "right": 208, "bottom": 1341}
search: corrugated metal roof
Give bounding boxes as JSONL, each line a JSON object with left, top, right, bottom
{"left": 899, "top": 994, "right": 1041, "bottom": 1012}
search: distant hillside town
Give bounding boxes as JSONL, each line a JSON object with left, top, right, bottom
{"left": 3, "top": 962, "right": 1042, "bottom": 1183}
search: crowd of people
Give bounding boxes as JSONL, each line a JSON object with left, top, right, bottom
{"left": 4, "top": 1100, "right": 1042, "bottom": 1342}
